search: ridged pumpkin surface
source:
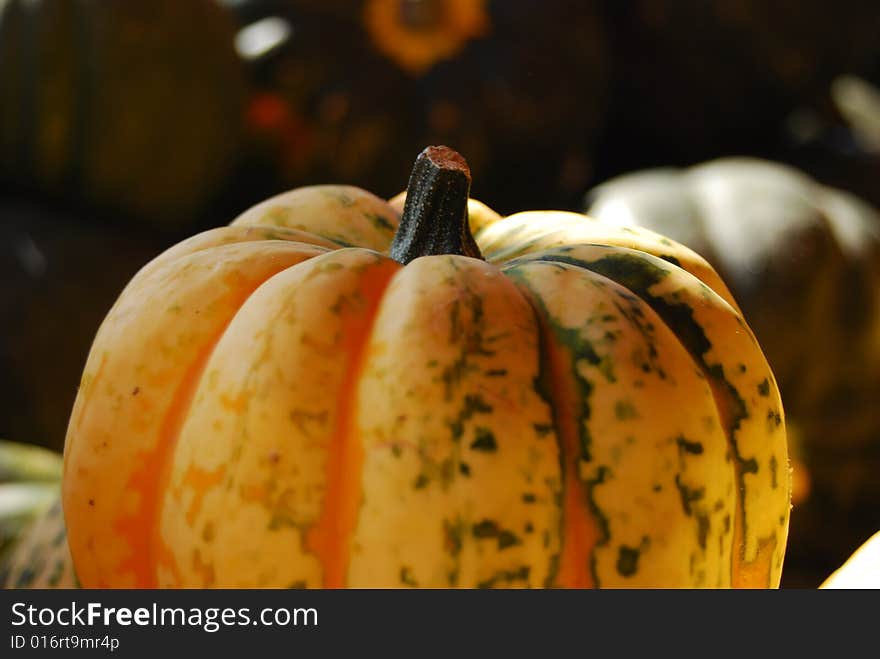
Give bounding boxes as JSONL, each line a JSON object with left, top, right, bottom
{"left": 63, "top": 180, "right": 789, "bottom": 588}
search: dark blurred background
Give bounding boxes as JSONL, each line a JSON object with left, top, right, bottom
{"left": 2, "top": 0, "right": 879, "bottom": 588}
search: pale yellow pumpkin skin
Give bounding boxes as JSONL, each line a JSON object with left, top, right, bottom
{"left": 62, "top": 184, "right": 789, "bottom": 589}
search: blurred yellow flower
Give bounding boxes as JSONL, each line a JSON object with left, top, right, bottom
{"left": 363, "top": 0, "right": 490, "bottom": 76}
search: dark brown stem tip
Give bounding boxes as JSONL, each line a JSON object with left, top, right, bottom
{"left": 420, "top": 145, "right": 471, "bottom": 179}
{"left": 389, "top": 145, "right": 483, "bottom": 265}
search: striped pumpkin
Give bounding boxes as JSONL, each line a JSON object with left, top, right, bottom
{"left": 0, "top": 439, "right": 77, "bottom": 588}
{"left": 63, "top": 146, "right": 790, "bottom": 588}
{"left": 0, "top": 491, "right": 77, "bottom": 589}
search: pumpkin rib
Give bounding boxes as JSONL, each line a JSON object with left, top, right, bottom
{"left": 120, "top": 241, "right": 342, "bottom": 585}
{"left": 506, "top": 244, "right": 789, "bottom": 587}
{"left": 117, "top": 227, "right": 339, "bottom": 303}
{"left": 153, "top": 248, "right": 401, "bottom": 587}
{"left": 230, "top": 185, "right": 400, "bottom": 252}
{"left": 63, "top": 240, "right": 329, "bottom": 587}
{"left": 476, "top": 210, "right": 742, "bottom": 314}
{"left": 503, "top": 273, "right": 601, "bottom": 587}
{"left": 139, "top": 227, "right": 342, "bottom": 271}
{"left": 347, "top": 255, "right": 562, "bottom": 588}
{"left": 303, "top": 255, "right": 401, "bottom": 588}
{"left": 505, "top": 259, "right": 737, "bottom": 587}
{"left": 114, "top": 324, "right": 228, "bottom": 588}
{"left": 528, "top": 297, "right": 600, "bottom": 589}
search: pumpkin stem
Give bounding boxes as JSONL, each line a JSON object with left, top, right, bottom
{"left": 390, "top": 145, "right": 483, "bottom": 264}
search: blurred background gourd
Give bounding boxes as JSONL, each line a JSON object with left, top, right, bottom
{"left": 0, "top": 0, "right": 248, "bottom": 229}
{"left": 1, "top": 0, "right": 880, "bottom": 589}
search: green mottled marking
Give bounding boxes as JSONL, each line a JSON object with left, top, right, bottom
{"left": 440, "top": 292, "right": 495, "bottom": 401}
{"left": 522, "top": 492, "right": 537, "bottom": 503}
{"left": 674, "top": 474, "right": 706, "bottom": 516}
{"left": 413, "top": 474, "right": 429, "bottom": 489}
{"left": 52, "top": 526, "right": 66, "bottom": 547}
{"left": 617, "top": 544, "right": 641, "bottom": 577}
{"left": 477, "top": 566, "right": 531, "bottom": 589}
{"left": 444, "top": 517, "right": 464, "bottom": 558}
{"left": 525, "top": 251, "right": 762, "bottom": 556}
{"left": 473, "top": 519, "right": 500, "bottom": 538}
{"left": 472, "top": 520, "right": 521, "bottom": 550}
{"left": 498, "top": 531, "right": 521, "bottom": 550}
{"left": 506, "top": 267, "right": 622, "bottom": 586}
{"left": 400, "top": 566, "right": 417, "bottom": 586}
{"left": 533, "top": 423, "right": 553, "bottom": 437}
{"left": 697, "top": 513, "right": 710, "bottom": 550}
{"left": 741, "top": 457, "right": 759, "bottom": 475}
{"left": 614, "top": 400, "right": 639, "bottom": 420}
{"left": 470, "top": 427, "right": 498, "bottom": 452}
{"left": 330, "top": 190, "right": 354, "bottom": 207}
{"left": 676, "top": 436, "right": 704, "bottom": 455}
{"left": 268, "top": 508, "right": 306, "bottom": 531}
{"left": 447, "top": 393, "right": 493, "bottom": 441}
{"left": 364, "top": 211, "right": 395, "bottom": 233}
{"left": 289, "top": 409, "right": 329, "bottom": 436}
{"left": 769, "top": 455, "right": 778, "bottom": 489}
{"left": 440, "top": 456, "right": 456, "bottom": 486}
{"left": 506, "top": 265, "right": 599, "bottom": 462}
{"left": 583, "top": 466, "right": 612, "bottom": 587}
{"left": 15, "top": 566, "right": 37, "bottom": 588}
{"left": 459, "top": 462, "right": 471, "bottom": 476}
{"left": 47, "top": 560, "right": 64, "bottom": 587}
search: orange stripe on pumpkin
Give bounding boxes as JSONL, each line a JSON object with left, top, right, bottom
{"left": 113, "top": 331, "right": 223, "bottom": 588}
{"left": 113, "top": 273, "right": 310, "bottom": 587}
{"left": 305, "top": 259, "right": 400, "bottom": 588}
{"left": 543, "top": 336, "right": 601, "bottom": 589}
{"left": 735, "top": 534, "right": 776, "bottom": 588}
{"left": 182, "top": 464, "right": 227, "bottom": 527}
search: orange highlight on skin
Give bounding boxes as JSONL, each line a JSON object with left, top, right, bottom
{"left": 305, "top": 260, "right": 400, "bottom": 588}
{"left": 735, "top": 535, "right": 776, "bottom": 588}
{"left": 182, "top": 464, "right": 227, "bottom": 527}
